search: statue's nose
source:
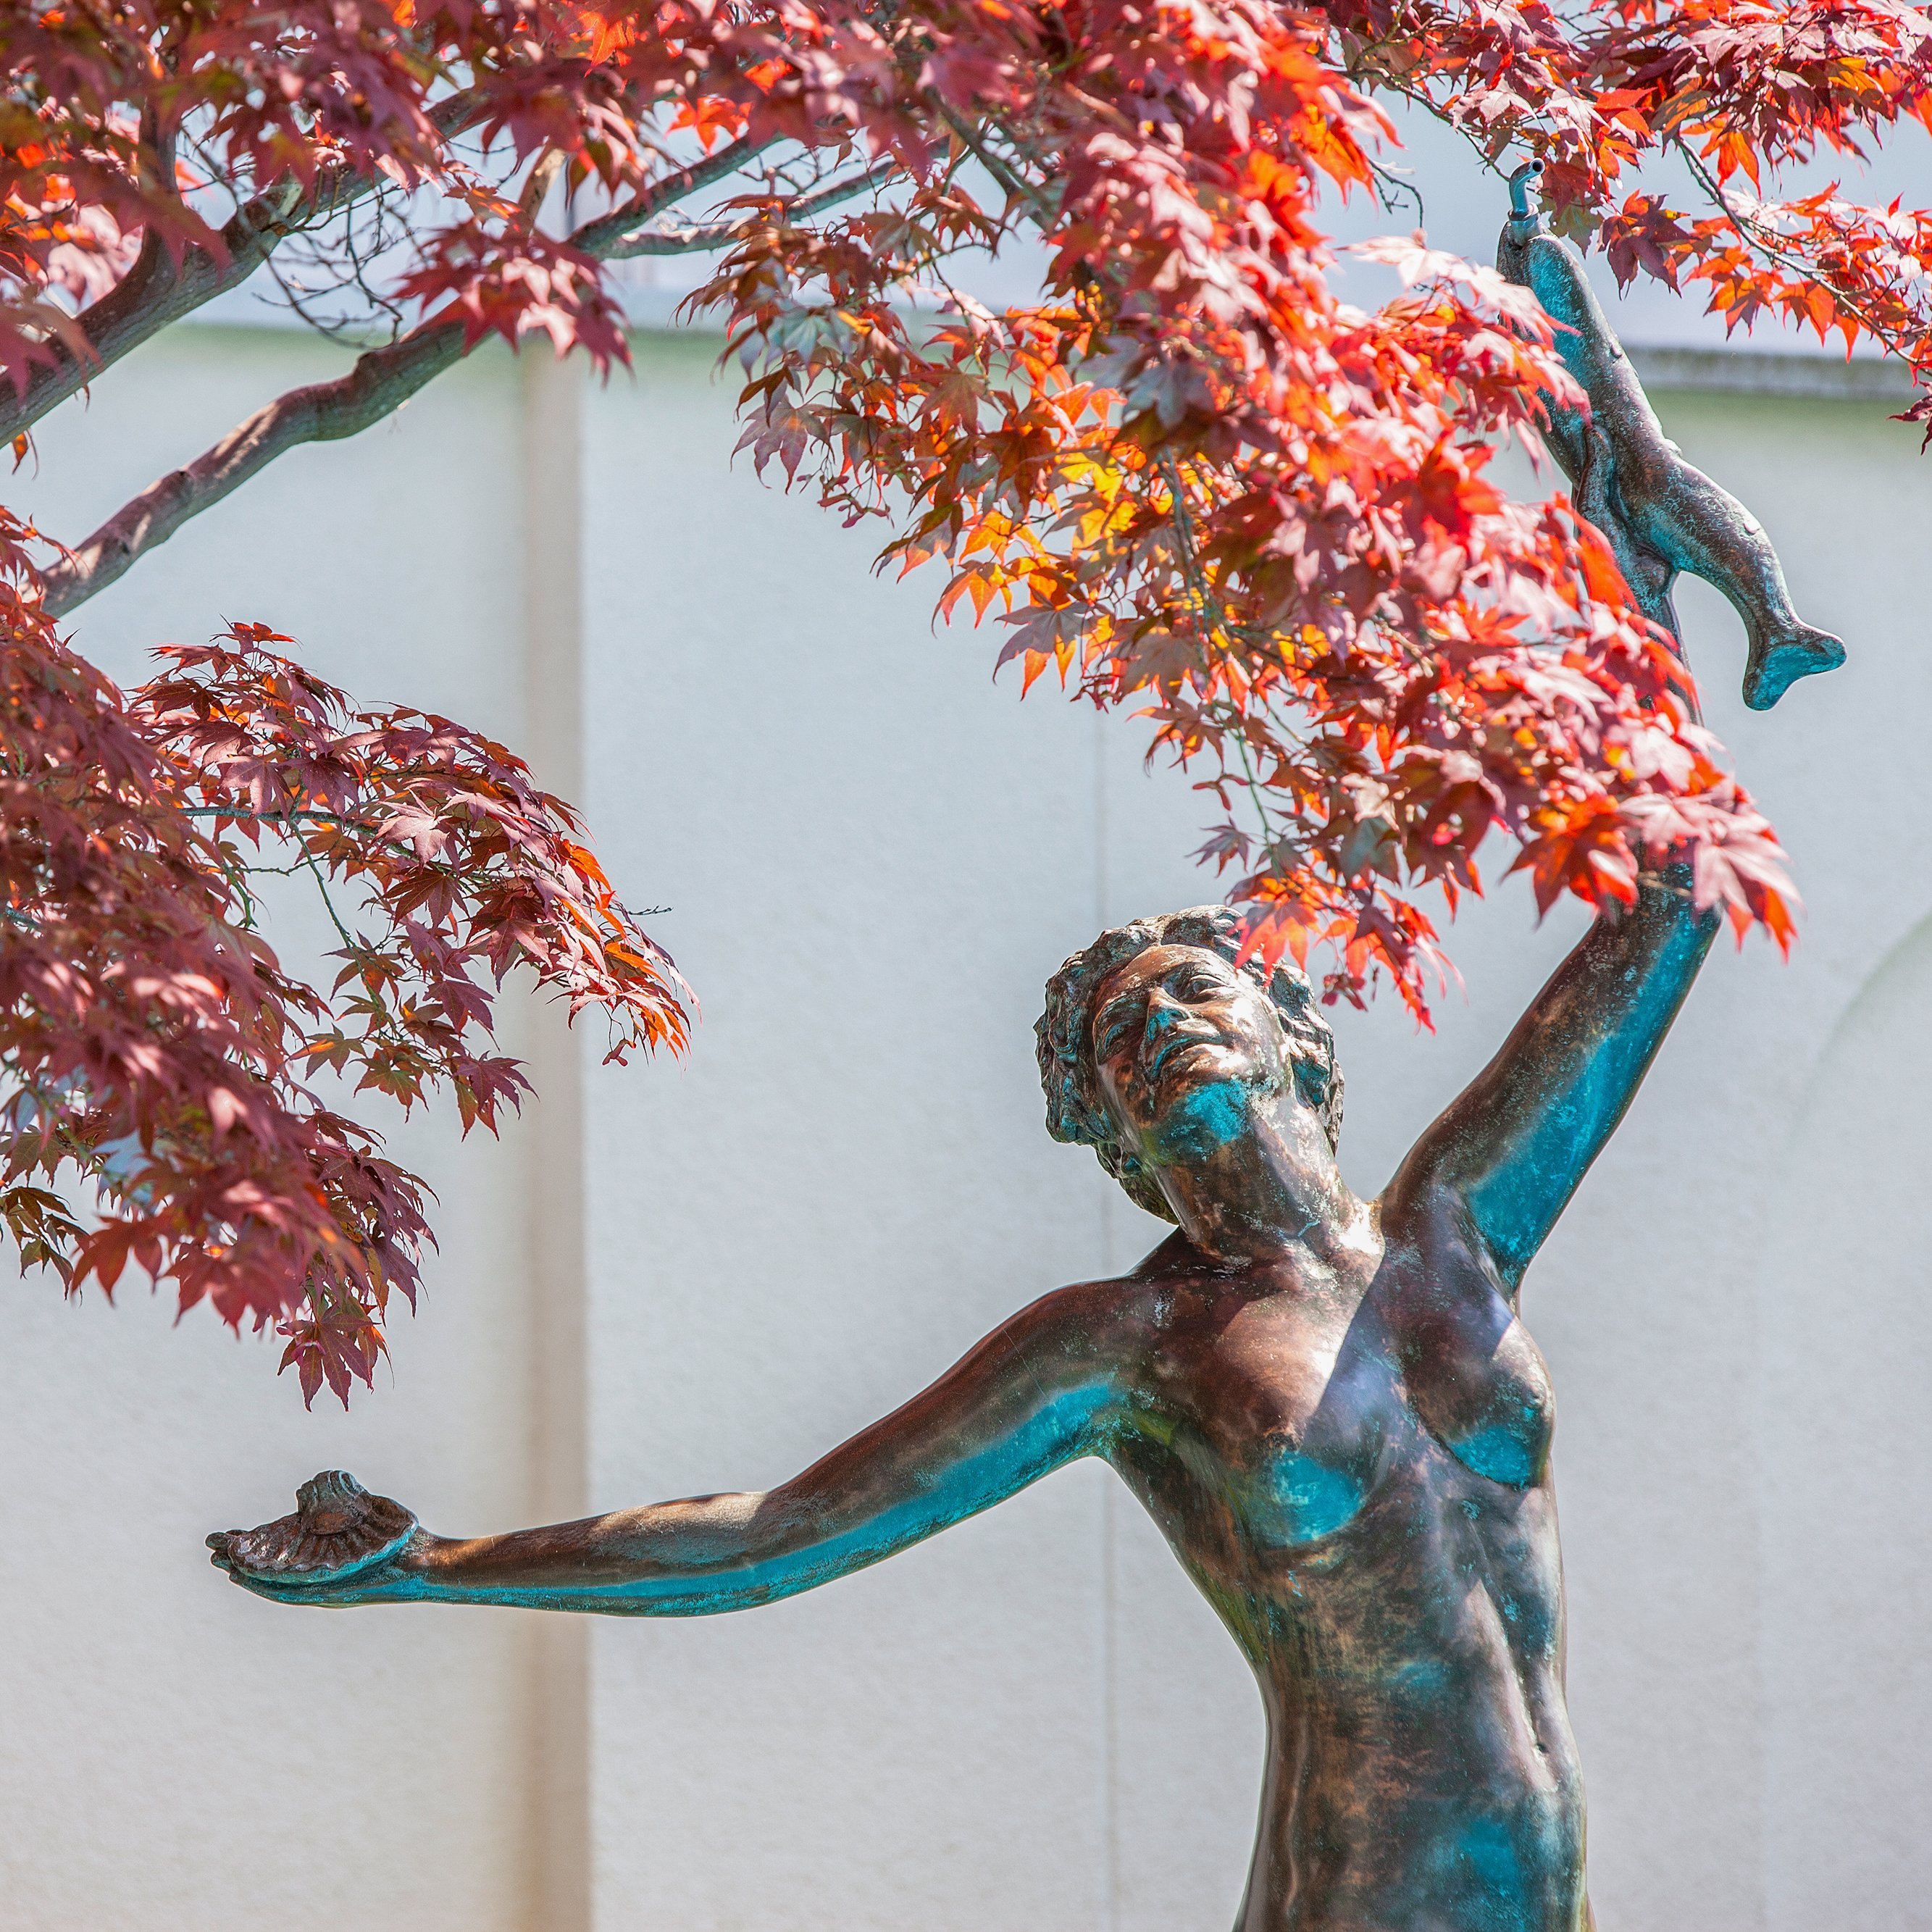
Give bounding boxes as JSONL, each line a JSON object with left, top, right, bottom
{"left": 1140, "top": 987, "right": 1187, "bottom": 1052}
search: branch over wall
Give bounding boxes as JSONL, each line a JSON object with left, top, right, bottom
{"left": 41, "top": 137, "right": 892, "bottom": 616}
{"left": 1, "top": 93, "right": 488, "bottom": 449}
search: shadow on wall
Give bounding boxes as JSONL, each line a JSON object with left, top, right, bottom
{"left": 1753, "top": 906, "right": 1932, "bottom": 1932}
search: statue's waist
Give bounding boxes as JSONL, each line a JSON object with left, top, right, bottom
{"left": 1241, "top": 1589, "right": 1580, "bottom": 1794}
{"left": 1248, "top": 1761, "right": 1588, "bottom": 1932}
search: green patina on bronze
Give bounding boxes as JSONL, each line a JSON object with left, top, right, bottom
{"left": 209, "top": 177, "right": 1843, "bottom": 1932}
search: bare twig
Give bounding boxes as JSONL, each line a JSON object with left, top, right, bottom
{"left": 264, "top": 169, "right": 416, "bottom": 348}
{"left": 1368, "top": 157, "right": 1425, "bottom": 226}
{"left": 42, "top": 133, "right": 806, "bottom": 614}
{"left": 0, "top": 91, "right": 488, "bottom": 446}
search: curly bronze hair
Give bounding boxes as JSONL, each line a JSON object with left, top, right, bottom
{"left": 1034, "top": 906, "right": 1343, "bottom": 1223}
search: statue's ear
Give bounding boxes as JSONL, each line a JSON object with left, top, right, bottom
{"left": 1291, "top": 1050, "right": 1330, "bottom": 1117}
{"left": 1121, "top": 1150, "right": 1180, "bottom": 1225}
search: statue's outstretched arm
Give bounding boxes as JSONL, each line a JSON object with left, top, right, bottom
{"left": 209, "top": 1285, "right": 1124, "bottom": 1613}
{"left": 1387, "top": 873, "right": 1718, "bottom": 1289}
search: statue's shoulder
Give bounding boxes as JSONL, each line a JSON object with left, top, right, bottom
{"left": 1374, "top": 1161, "right": 1507, "bottom": 1303}
{"left": 1019, "top": 1247, "right": 1196, "bottom": 1371}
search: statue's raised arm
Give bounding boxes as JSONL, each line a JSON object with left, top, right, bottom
{"left": 1387, "top": 164, "right": 1844, "bottom": 1287}
{"left": 210, "top": 1283, "right": 1127, "bottom": 1611}
{"left": 1387, "top": 867, "right": 1718, "bottom": 1288}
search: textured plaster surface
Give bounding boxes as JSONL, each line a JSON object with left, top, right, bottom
{"left": 1, "top": 329, "right": 1928, "bottom": 1931}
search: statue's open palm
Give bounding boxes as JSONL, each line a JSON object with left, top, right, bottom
{"left": 209, "top": 1470, "right": 421, "bottom": 1606}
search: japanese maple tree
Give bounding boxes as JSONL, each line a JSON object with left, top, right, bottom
{"left": 0, "top": 0, "right": 1926, "bottom": 1397}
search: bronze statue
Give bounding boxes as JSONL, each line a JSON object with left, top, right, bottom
{"left": 210, "top": 180, "right": 1843, "bottom": 1931}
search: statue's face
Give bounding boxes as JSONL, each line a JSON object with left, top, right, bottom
{"left": 1091, "top": 944, "right": 1292, "bottom": 1166}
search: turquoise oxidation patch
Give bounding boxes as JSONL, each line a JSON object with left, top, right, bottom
{"left": 1429, "top": 1815, "right": 1534, "bottom": 1932}
{"left": 1165, "top": 1079, "right": 1250, "bottom": 1155}
{"left": 1446, "top": 1422, "right": 1539, "bottom": 1488}
{"left": 1442, "top": 1378, "right": 1551, "bottom": 1489}
{"left": 1255, "top": 1443, "right": 1366, "bottom": 1545}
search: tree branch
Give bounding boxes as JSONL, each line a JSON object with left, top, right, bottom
{"left": 607, "top": 157, "right": 896, "bottom": 257}
{"left": 41, "top": 133, "right": 809, "bottom": 615}
{"left": 567, "top": 133, "right": 780, "bottom": 256}
{"left": 42, "top": 325, "right": 464, "bottom": 616}
{"left": 0, "top": 92, "right": 487, "bottom": 447}
{"left": 934, "top": 104, "right": 1055, "bottom": 221}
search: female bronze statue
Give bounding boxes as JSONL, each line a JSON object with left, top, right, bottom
{"left": 210, "top": 185, "right": 1836, "bottom": 1931}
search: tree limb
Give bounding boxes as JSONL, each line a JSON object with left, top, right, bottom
{"left": 0, "top": 92, "right": 487, "bottom": 447}
{"left": 934, "top": 104, "right": 1055, "bottom": 221}
{"left": 566, "top": 133, "right": 780, "bottom": 256}
{"left": 42, "top": 325, "right": 467, "bottom": 616}
{"left": 607, "top": 157, "right": 897, "bottom": 257}
{"left": 41, "top": 132, "right": 810, "bottom": 616}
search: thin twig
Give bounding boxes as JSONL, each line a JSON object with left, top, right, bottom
{"left": 1673, "top": 138, "right": 1923, "bottom": 369}
{"left": 299, "top": 844, "right": 358, "bottom": 948}
{"left": 43, "top": 135, "right": 793, "bottom": 615}
{"left": 1368, "top": 158, "right": 1425, "bottom": 226}
{"left": 0, "top": 91, "right": 488, "bottom": 446}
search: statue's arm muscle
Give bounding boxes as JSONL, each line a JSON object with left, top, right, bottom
{"left": 1389, "top": 876, "right": 1718, "bottom": 1286}
{"left": 383, "top": 1287, "right": 1124, "bottom": 1615}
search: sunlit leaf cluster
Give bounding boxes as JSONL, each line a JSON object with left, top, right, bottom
{"left": 0, "top": 522, "right": 687, "bottom": 1402}
{"left": 0, "top": 0, "right": 1925, "bottom": 1386}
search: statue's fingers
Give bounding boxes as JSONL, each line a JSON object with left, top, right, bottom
{"left": 207, "top": 1528, "right": 297, "bottom": 1585}
{"left": 222, "top": 1563, "right": 317, "bottom": 1602}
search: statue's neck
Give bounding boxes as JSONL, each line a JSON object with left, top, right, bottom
{"left": 1155, "top": 1103, "right": 1364, "bottom": 1270}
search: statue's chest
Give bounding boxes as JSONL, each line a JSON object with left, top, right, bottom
{"left": 1164, "top": 1283, "right": 1557, "bottom": 1553}
{"left": 1178, "top": 1299, "right": 1402, "bottom": 1550}
{"left": 1399, "top": 1292, "right": 1557, "bottom": 1492}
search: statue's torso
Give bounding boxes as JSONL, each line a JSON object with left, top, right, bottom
{"left": 1108, "top": 1218, "right": 1586, "bottom": 1932}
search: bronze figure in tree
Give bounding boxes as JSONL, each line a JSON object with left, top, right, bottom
{"left": 211, "top": 198, "right": 1838, "bottom": 1931}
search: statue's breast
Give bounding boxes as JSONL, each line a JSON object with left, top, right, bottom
{"left": 1171, "top": 1298, "right": 1400, "bottom": 1552}
{"left": 1408, "top": 1310, "right": 1556, "bottom": 1491}
{"left": 1245, "top": 1421, "right": 1384, "bottom": 1547}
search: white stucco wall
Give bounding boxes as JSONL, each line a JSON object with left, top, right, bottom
{"left": 1, "top": 312, "right": 1928, "bottom": 1932}
{"left": 0, "top": 335, "right": 554, "bottom": 1932}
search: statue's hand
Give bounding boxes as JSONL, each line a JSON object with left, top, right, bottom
{"left": 208, "top": 1470, "right": 423, "bottom": 1607}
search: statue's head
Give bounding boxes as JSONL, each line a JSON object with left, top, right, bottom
{"left": 1035, "top": 907, "right": 1343, "bottom": 1223}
